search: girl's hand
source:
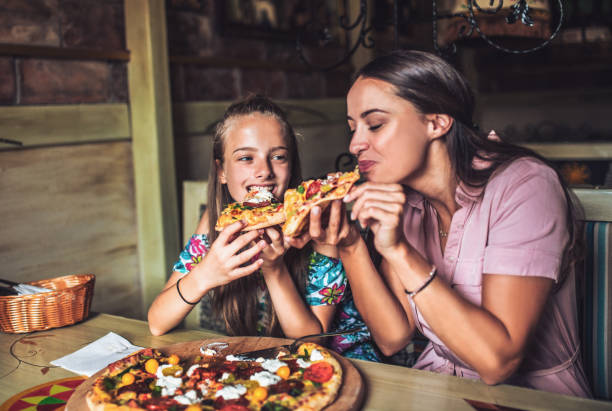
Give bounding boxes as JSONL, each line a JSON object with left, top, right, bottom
{"left": 343, "top": 182, "right": 406, "bottom": 254}
{"left": 198, "top": 220, "right": 267, "bottom": 289}
{"left": 259, "top": 226, "right": 290, "bottom": 271}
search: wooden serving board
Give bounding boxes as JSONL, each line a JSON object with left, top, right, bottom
{"left": 67, "top": 336, "right": 365, "bottom": 410}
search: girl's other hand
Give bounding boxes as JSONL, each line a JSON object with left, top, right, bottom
{"left": 344, "top": 182, "right": 406, "bottom": 254}
{"left": 200, "top": 220, "right": 267, "bottom": 289}
{"left": 259, "top": 226, "right": 289, "bottom": 271}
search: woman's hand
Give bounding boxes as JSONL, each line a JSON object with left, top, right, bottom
{"left": 343, "top": 182, "right": 406, "bottom": 255}
{"left": 196, "top": 220, "right": 267, "bottom": 290}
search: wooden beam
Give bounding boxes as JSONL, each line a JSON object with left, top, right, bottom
{"left": 125, "top": 0, "right": 179, "bottom": 316}
{"left": 0, "top": 104, "right": 130, "bottom": 148}
{"left": 521, "top": 142, "right": 612, "bottom": 160}
{"left": 0, "top": 43, "right": 130, "bottom": 61}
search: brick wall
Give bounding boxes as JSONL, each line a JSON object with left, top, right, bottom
{"left": 0, "top": 0, "right": 127, "bottom": 105}
{"left": 166, "top": 0, "right": 351, "bottom": 101}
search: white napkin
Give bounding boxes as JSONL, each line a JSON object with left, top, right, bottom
{"left": 50, "top": 332, "right": 143, "bottom": 377}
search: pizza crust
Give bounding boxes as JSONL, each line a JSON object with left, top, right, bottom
{"left": 215, "top": 206, "right": 285, "bottom": 232}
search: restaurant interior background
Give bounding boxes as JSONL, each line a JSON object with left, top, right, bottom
{"left": 0, "top": 0, "right": 611, "bottom": 322}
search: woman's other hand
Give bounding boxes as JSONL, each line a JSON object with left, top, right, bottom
{"left": 344, "top": 182, "right": 406, "bottom": 254}
{"left": 285, "top": 200, "right": 361, "bottom": 254}
{"left": 197, "top": 220, "right": 267, "bottom": 289}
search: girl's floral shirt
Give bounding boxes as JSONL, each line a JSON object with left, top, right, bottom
{"left": 172, "top": 234, "right": 381, "bottom": 362}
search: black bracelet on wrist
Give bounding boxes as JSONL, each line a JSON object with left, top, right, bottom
{"left": 176, "top": 277, "right": 200, "bottom": 305}
{"left": 405, "top": 265, "right": 437, "bottom": 298}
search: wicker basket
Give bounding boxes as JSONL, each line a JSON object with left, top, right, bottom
{"left": 0, "top": 274, "right": 95, "bottom": 333}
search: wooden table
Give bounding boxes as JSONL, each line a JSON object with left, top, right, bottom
{"left": 1, "top": 313, "right": 610, "bottom": 410}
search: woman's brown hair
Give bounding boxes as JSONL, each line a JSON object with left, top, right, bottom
{"left": 355, "top": 50, "right": 583, "bottom": 289}
{"left": 206, "top": 95, "right": 312, "bottom": 336}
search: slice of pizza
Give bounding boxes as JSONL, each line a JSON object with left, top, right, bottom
{"left": 283, "top": 166, "right": 360, "bottom": 237}
{"left": 215, "top": 188, "right": 285, "bottom": 232}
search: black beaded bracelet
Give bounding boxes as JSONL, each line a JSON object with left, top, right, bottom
{"left": 404, "top": 265, "right": 437, "bottom": 298}
{"left": 176, "top": 277, "right": 199, "bottom": 305}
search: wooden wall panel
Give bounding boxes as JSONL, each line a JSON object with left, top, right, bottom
{"left": 0, "top": 104, "right": 130, "bottom": 148}
{"left": 0, "top": 141, "right": 141, "bottom": 318}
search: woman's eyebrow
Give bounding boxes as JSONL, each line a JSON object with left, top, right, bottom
{"left": 347, "top": 108, "right": 390, "bottom": 121}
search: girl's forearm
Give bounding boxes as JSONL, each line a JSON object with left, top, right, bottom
{"left": 147, "top": 270, "right": 212, "bottom": 336}
{"left": 263, "top": 265, "right": 326, "bottom": 338}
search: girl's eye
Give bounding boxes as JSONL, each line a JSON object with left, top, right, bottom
{"left": 238, "top": 156, "right": 252, "bottom": 162}
{"left": 368, "top": 124, "right": 382, "bottom": 132}
{"left": 271, "top": 152, "right": 288, "bottom": 161}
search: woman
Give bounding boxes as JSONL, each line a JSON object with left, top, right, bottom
{"left": 308, "top": 50, "right": 592, "bottom": 396}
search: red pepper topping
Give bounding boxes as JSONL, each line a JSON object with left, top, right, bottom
{"left": 305, "top": 181, "right": 321, "bottom": 200}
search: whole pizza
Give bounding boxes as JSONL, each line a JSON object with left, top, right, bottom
{"left": 86, "top": 342, "right": 342, "bottom": 411}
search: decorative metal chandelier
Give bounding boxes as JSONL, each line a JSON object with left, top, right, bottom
{"left": 297, "top": 0, "right": 564, "bottom": 71}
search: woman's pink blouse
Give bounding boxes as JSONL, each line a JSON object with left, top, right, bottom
{"left": 403, "top": 156, "right": 592, "bottom": 397}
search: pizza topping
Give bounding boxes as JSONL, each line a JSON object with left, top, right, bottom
{"left": 275, "top": 365, "right": 291, "bottom": 380}
{"left": 172, "top": 389, "right": 199, "bottom": 405}
{"left": 296, "top": 358, "right": 311, "bottom": 368}
{"left": 268, "top": 379, "right": 304, "bottom": 395}
{"left": 219, "top": 404, "right": 249, "bottom": 411}
{"left": 144, "top": 358, "right": 159, "bottom": 374}
{"left": 215, "top": 384, "right": 247, "bottom": 400}
{"left": 121, "top": 372, "right": 135, "bottom": 385}
{"left": 309, "top": 349, "right": 324, "bottom": 362}
{"left": 201, "top": 347, "right": 217, "bottom": 356}
{"left": 220, "top": 372, "right": 233, "bottom": 382}
{"left": 167, "top": 354, "right": 180, "bottom": 365}
{"left": 243, "top": 189, "right": 277, "bottom": 208}
{"left": 305, "top": 180, "right": 321, "bottom": 200}
{"left": 250, "top": 370, "right": 281, "bottom": 387}
{"left": 156, "top": 365, "right": 183, "bottom": 396}
{"left": 252, "top": 386, "right": 269, "bottom": 401}
{"left": 303, "top": 362, "right": 334, "bottom": 383}
{"left": 259, "top": 358, "right": 287, "bottom": 373}
{"left": 186, "top": 364, "right": 201, "bottom": 377}
{"left": 226, "top": 354, "right": 247, "bottom": 362}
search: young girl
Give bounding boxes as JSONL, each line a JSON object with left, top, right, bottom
{"left": 148, "top": 95, "right": 349, "bottom": 341}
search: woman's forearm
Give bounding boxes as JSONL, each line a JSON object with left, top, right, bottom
{"left": 339, "top": 238, "right": 414, "bottom": 355}
{"left": 384, "top": 244, "right": 550, "bottom": 384}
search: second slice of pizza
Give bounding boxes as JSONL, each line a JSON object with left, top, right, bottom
{"left": 283, "top": 166, "right": 360, "bottom": 237}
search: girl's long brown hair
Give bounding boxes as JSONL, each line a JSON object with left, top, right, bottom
{"left": 355, "top": 50, "right": 583, "bottom": 289}
{"left": 206, "top": 95, "right": 312, "bottom": 336}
